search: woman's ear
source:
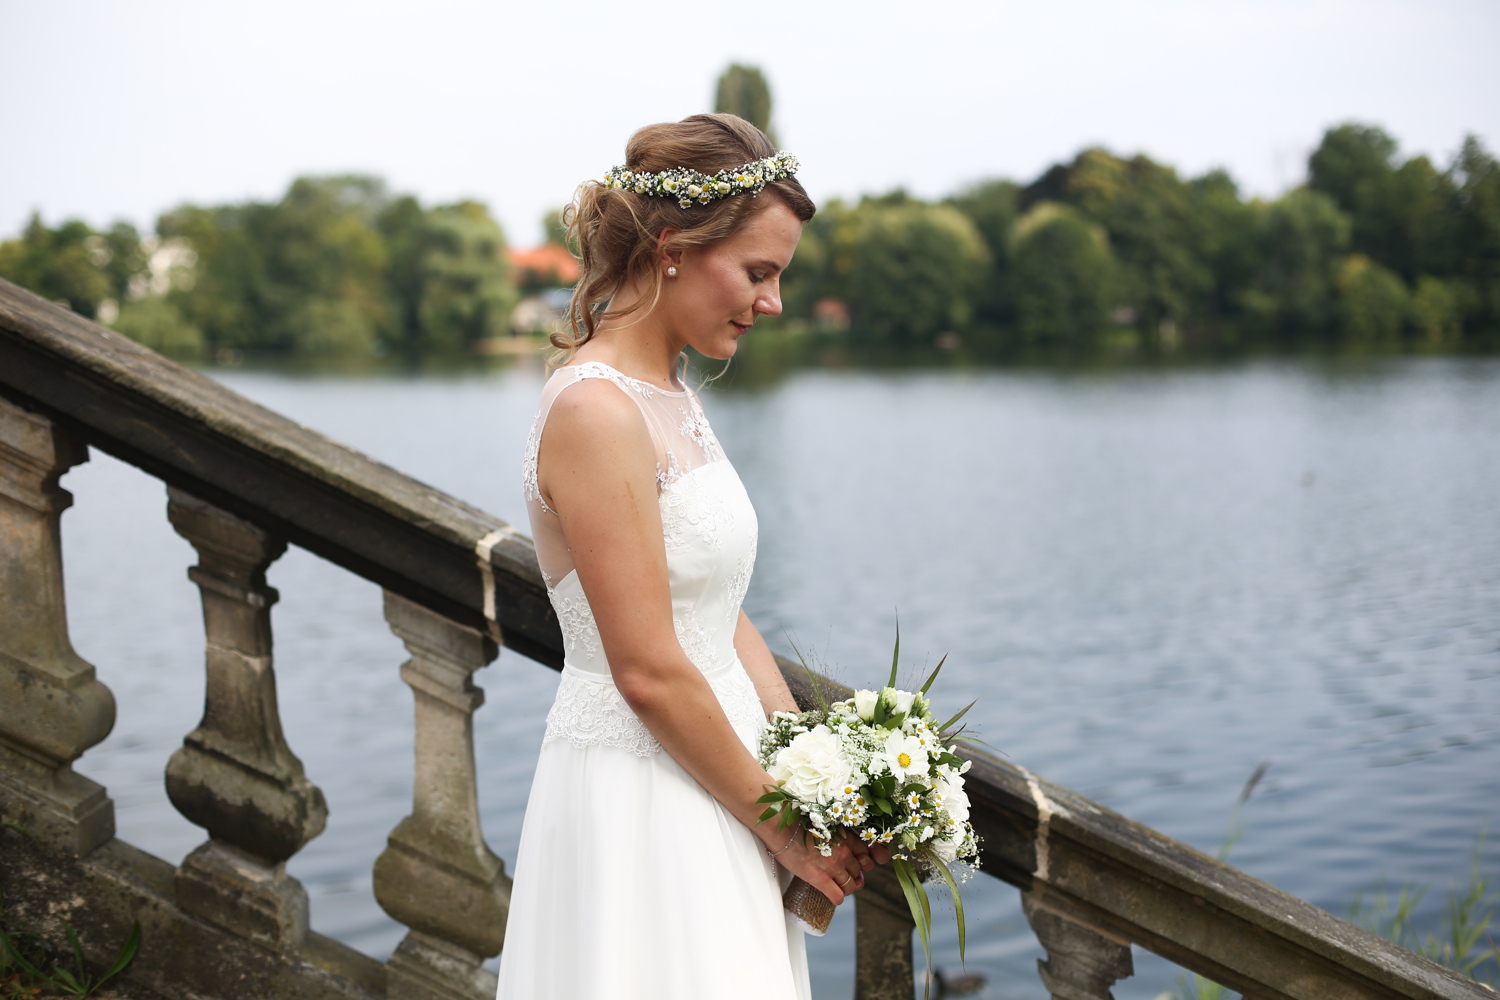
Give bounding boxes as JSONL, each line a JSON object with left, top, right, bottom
{"left": 657, "top": 228, "right": 684, "bottom": 274}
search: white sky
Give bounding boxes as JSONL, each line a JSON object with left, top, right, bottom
{"left": 2, "top": 0, "right": 1497, "bottom": 247}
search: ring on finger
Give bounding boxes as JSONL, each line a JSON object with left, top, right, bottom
{"left": 838, "top": 873, "right": 856, "bottom": 888}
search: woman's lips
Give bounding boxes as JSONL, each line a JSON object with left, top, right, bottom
{"left": 731, "top": 321, "right": 750, "bottom": 335}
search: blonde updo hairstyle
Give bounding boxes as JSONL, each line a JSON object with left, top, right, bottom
{"left": 553, "top": 113, "right": 816, "bottom": 356}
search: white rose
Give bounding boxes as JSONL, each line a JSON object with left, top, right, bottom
{"left": 853, "top": 689, "right": 878, "bottom": 721}
{"left": 892, "top": 689, "right": 916, "bottom": 715}
{"left": 935, "top": 777, "right": 971, "bottom": 824}
{"left": 931, "top": 838, "right": 959, "bottom": 864}
{"left": 770, "top": 725, "right": 854, "bottom": 804}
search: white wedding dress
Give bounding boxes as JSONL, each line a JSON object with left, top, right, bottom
{"left": 496, "top": 361, "right": 811, "bottom": 999}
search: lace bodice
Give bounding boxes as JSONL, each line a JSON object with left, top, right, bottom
{"left": 522, "top": 362, "right": 763, "bottom": 756}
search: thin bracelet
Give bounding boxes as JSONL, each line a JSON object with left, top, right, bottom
{"left": 767, "top": 829, "right": 796, "bottom": 877}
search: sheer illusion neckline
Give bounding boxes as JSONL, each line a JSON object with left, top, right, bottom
{"left": 564, "top": 360, "right": 692, "bottom": 397}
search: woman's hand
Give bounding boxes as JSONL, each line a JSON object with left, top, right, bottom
{"left": 843, "top": 829, "right": 893, "bottom": 874}
{"left": 764, "top": 825, "right": 893, "bottom": 905}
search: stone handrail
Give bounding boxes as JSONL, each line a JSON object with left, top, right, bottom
{"left": 0, "top": 277, "right": 1489, "bottom": 1000}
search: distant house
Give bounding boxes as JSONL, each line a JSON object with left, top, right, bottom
{"left": 509, "top": 243, "right": 580, "bottom": 289}
{"left": 511, "top": 287, "right": 574, "bottom": 337}
{"left": 813, "top": 297, "right": 850, "bottom": 331}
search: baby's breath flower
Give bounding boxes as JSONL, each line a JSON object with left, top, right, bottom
{"left": 601, "top": 153, "right": 799, "bottom": 210}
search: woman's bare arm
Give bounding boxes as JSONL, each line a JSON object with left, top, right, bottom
{"left": 734, "top": 611, "right": 798, "bottom": 717}
{"left": 538, "top": 379, "right": 864, "bottom": 902}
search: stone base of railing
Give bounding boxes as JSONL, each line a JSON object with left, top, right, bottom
{"left": 0, "top": 827, "right": 383, "bottom": 1000}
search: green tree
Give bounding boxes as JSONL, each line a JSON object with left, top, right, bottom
{"left": 541, "top": 208, "right": 578, "bottom": 255}
{"left": 161, "top": 175, "right": 392, "bottom": 354}
{"left": 1309, "top": 124, "right": 1399, "bottom": 239}
{"left": 1186, "top": 169, "right": 1261, "bottom": 340}
{"left": 99, "top": 222, "right": 151, "bottom": 304}
{"left": 0, "top": 214, "right": 113, "bottom": 318}
{"left": 714, "top": 63, "right": 777, "bottom": 145}
{"left": 1410, "top": 276, "right": 1465, "bottom": 344}
{"left": 826, "top": 194, "right": 989, "bottom": 344}
{"left": 380, "top": 198, "right": 514, "bottom": 352}
{"left": 263, "top": 175, "right": 390, "bottom": 354}
{"left": 1239, "top": 189, "right": 1352, "bottom": 342}
{"left": 1308, "top": 123, "right": 1459, "bottom": 283}
{"left": 1009, "top": 202, "right": 1116, "bottom": 346}
{"left": 1025, "top": 148, "right": 1213, "bottom": 343}
{"left": 1337, "top": 255, "right": 1409, "bottom": 343}
{"left": 112, "top": 297, "right": 204, "bottom": 358}
{"left": 415, "top": 200, "right": 515, "bottom": 351}
{"left": 947, "top": 180, "right": 1021, "bottom": 329}
{"left": 1451, "top": 136, "right": 1500, "bottom": 338}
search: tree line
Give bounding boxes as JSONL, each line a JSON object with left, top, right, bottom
{"left": 0, "top": 176, "right": 515, "bottom": 358}
{"left": 2, "top": 123, "right": 1497, "bottom": 358}
{"left": 778, "top": 124, "right": 1500, "bottom": 352}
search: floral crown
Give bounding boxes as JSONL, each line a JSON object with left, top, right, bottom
{"left": 603, "top": 151, "right": 799, "bottom": 209}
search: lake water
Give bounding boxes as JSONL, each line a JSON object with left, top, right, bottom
{"left": 55, "top": 354, "right": 1500, "bottom": 998}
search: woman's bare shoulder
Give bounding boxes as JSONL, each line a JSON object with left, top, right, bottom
{"left": 540, "top": 374, "right": 655, "bottom": 478}
{"left": 546, "top": 372, "right": 647, "bottom": 435}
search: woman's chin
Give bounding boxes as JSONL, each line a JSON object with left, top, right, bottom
{"left": 692, "top": 338, "right": 740, "bottom": 362}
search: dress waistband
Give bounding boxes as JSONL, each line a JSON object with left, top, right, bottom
{"left": 561, "top": 655, "right": 742, "bottom": 686}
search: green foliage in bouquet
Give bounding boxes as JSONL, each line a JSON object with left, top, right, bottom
{"left": 757, "top": 631, "right": 982, "bottom": 991}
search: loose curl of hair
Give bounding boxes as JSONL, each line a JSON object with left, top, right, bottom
{"left": 552, "top": 113, "right": 816, "bottom": 358}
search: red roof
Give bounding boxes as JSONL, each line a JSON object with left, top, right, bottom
{"left": 509, "top": 243, "right": 580, "bottom": 285}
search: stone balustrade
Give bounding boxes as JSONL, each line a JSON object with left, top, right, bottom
{"left": 1, "top": 276, "right": 1492, "bottom": 1000}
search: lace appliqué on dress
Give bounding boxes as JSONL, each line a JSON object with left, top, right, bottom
{"left": 521, "top": 412, "right": 545, "bottom": 509}
{"left": 661, "top": 468, "right": 734, "bottom": 552}
{"left": 715, "top": 664, "right": 769, "bottom": 739}
{"left": 542, "top": 665, "right": 767, "bottom": 757}
{"left": 679, "top": 393, "right": 726, "bottom": 463}
{"left": 674, "top": 612, "right": 715, "bottom": 671}
{"left": 726, "top": 536, "right": 757, "bottom": 611}
{"left": 543, "top": 675, "right": 661, "bottom": 757}
{"left": 553, "top": 590, "right": 600, "bottom": 662}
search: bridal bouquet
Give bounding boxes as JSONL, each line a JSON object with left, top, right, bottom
{"left": 756, "top": 638, "right": 980, "bottom": 972}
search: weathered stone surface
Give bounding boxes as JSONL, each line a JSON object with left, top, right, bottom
{"left": 0, "top": 826, "right": 382, "bottom": 1000}
{"left": 0, "top": 394, "right": 115, "bottom": 857}
{"left": 1024, "top": 889, "right": 1134, "bottom": 1000}
{"left": 386, "top": 932, "right": 497, "bottom": 1000}
{"left": 174, "top": 839, "right": 311, "bottom": 952}
{"left": 375, "top": 592, "right": 508, "bottom": 999}
{"left": 164, "top": 488, "right": 325, "bottom": 952}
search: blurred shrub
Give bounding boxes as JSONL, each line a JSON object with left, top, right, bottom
{"left": 1337, "top": 255, "right": 1409, "bottom": 342}
{"left": 1010, "top": 202, "right": 1116, "bottom": 346}
{"left": 110, "top": 297, "right": 204, "bottom": 359}
{"left": 825, "top": 195, "right": 989, "bottom": 344}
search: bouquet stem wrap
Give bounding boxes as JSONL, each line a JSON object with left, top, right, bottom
{"left": 782, "top": 875, "right": 836, "bottom": 936}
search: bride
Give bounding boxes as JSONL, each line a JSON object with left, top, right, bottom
{"left": 497, "top": 113, "right": 890, "bottom": 998}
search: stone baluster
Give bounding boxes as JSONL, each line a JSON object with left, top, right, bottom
{"left": 164, "top": 487, "right": 327, "bottom": 952}
{"left": 855, "top": 865, "right": 917, "bottom": 1000}
{"left": 1022, "top": 890, "right": 1134, "bottom": 1000}
{"left": 0, "top": 396, "right": 115, "bottom": 857}
{"left": 375, "top": 591, "right": 509, "bottom": 1000}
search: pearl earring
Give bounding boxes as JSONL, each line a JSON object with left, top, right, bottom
{"left": 667, "top": 266, "right": 678, "bottom": 277}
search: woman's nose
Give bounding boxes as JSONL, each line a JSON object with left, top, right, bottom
{"left": 757, "top": 282, "right": 784, "bottom": 318}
